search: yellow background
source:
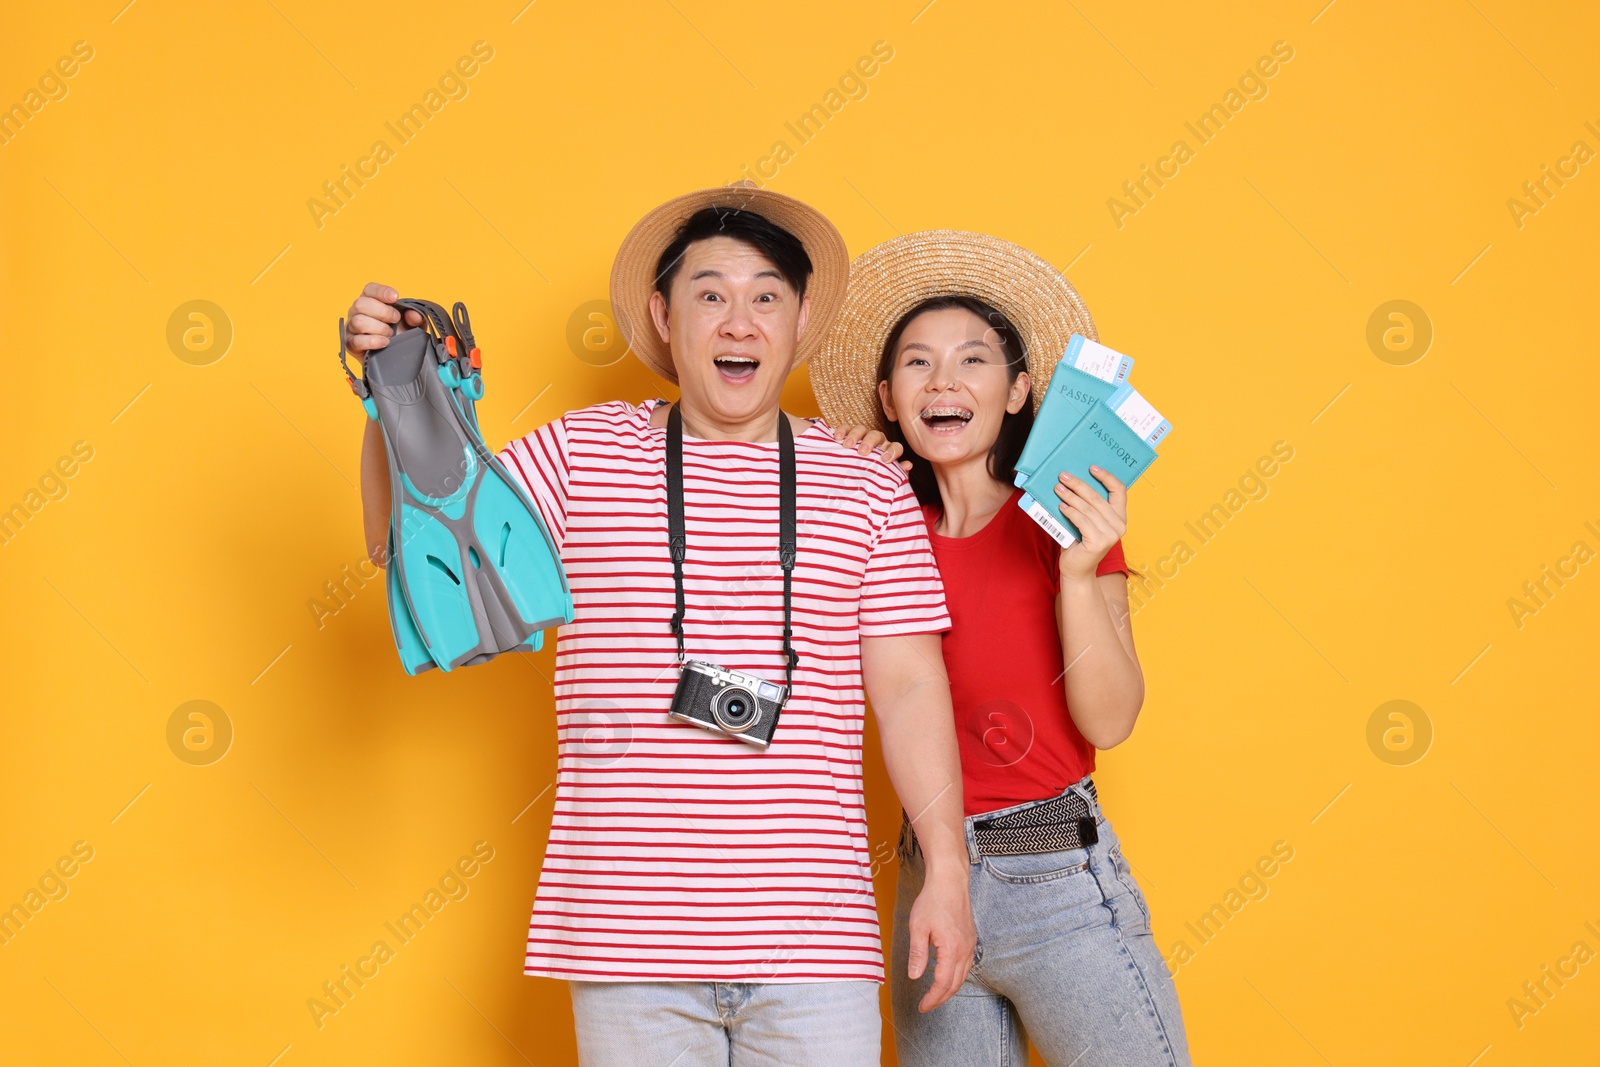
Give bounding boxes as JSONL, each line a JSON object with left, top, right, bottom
{"left": 3, "top": 1, "right": 1596, "bottom": 1063}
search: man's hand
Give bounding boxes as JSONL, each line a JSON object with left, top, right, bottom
{"left": 346, "top": 282, "right": 425, "bottom": 360}
{"left": 905, "top": 867, "right": 976, "bottom": 1012}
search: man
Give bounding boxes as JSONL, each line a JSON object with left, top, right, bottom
{"left": 344, "top": 184, "right": 974, "bottom": 1066}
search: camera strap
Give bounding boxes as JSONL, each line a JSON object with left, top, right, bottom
{"left": 666, "top": 403, "right": 799, "bottom": 696}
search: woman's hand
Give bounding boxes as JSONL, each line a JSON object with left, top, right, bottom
{"left": 833, "top": 424, "right": 912, "bottom": 472}
{"left": 1055, "top": 464, "right": 1127, "bottom": 582}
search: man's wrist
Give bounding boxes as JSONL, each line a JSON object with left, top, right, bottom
{"left": 921, "top": 856, "right": 971, "bottom": 885}
{"left": 916, "top": 834, "right": 972, "bottom": 881}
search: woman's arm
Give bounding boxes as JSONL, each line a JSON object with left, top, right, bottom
{"left": 1056, "top": 571, "right": 1144, "bottom": 748}
{"left": 1052, "top": 465, "right": 1145, "bottom": 749}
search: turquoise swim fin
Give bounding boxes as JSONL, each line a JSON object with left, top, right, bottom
{"left": 341, "top": 298, "right": 571, "bottom": 674}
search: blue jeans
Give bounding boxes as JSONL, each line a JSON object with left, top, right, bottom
{"left": 891, "top": 778, "right": 1192, "bottom": 1067}
{"left": 568, "top": 978, "right": 881, "bottom": 1066}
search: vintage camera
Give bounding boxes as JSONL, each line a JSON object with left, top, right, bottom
{"left": 667, "top": 659, "right": 786, "bottom": 748}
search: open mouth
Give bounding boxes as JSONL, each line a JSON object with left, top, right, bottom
{"left": 713, "top": 354, "right": 760, "bottom": 382}
{"left": 919, "top": 404, "right": 973, "bottom": 430}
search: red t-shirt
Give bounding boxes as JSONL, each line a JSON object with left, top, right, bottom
{"left": 921, "top": 486, "right": 1128, "bottom": 817}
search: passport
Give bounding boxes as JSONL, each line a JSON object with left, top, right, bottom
{"left": 1013, "top": 334, "right": 1132, "bottom": 486}
{"left": 1017, "top": 377, "right": 1169, "bottom": 548}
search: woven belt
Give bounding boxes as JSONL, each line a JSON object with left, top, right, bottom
{"left": 971, "top": 781, "right": 1099, "bottom": 857}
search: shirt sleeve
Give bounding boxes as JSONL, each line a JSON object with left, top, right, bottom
{"left": 497, "top": 417, "right": 571, "bottom": 552}
{"left": 859, "top": 475, "right": 952, "bottom": 638}
{"left": 1096, "top": 538, "right": 1129, "bottom": 577}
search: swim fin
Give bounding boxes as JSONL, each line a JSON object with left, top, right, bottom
{"left": 341, "top": 298, "right": 572, "bottom": 674}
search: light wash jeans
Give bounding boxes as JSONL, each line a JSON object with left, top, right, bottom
{"left": 891, "top": 777, "right": 1191, "bottom": 1067}
{"left": 569, "top": 978, "right": 882, "bottom": 1067}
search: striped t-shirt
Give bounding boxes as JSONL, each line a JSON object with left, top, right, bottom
{"left": 498, "top": 398, "right": 951, "bottom": 983}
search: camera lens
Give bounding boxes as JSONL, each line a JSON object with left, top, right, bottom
{"left": 712, "top": 686, "right": 760, "bottom": 732}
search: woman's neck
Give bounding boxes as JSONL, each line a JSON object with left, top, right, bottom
{"left": 931, "top": 455, "right": 1014, "bottom": 537}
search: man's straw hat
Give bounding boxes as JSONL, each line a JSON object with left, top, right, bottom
{"left": 608, "top": 183, "right": 850, "bottom": 384}
{"left": 810, "top": 230, "right": 1098, "bottom": 432}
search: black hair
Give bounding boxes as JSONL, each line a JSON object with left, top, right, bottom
{"left": 877, "top": 295, "right": 1032, "bottom": 509}
{"left": 654, "top": 207, "right": 812, "bottom": 301}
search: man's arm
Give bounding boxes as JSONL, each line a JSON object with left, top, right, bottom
{"left": 345, "top": 282, "right": 424, "bottom": 568}
{"left": 861, "top": 632, "right": 976, "bottom": 1013}
{"left": 359, "top": 420, "right": 391, "bottom": 567}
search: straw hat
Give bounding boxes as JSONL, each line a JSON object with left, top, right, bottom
{"left": 810, "top": 230, "right": 1098, "bottom": 432}
{"left": 608, "top": 182, "right": 850, "bottom": 384}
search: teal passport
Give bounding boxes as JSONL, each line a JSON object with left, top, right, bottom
{"left": 1014, "top": 364, "right": 1124, "bottom": 485}
{"left": 1014, "top": 334, "right": 1133, "bottom": 485}
{"left": 1018, "top": 402, "right": 1159, "bottom": 548}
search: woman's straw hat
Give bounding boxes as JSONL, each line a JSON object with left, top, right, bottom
{"left": 609, "top": 182, "right": 851, "bottom": 384}
{"left": 810, "top": 230, "right": 1097, "bottom": 432}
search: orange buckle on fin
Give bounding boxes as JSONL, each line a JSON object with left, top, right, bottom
{"left": 445, "top": 336, "right": 458, "bottom": 357}
{"left": 469, "top": 346, "right": 482, "bottom": 369}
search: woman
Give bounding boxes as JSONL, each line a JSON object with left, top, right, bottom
{"left": 814, "top": 231, "right": 1192, "bottom": 1067}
